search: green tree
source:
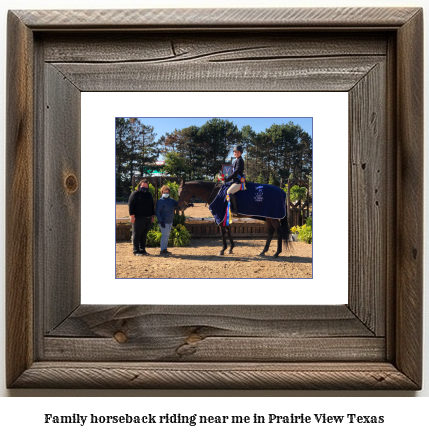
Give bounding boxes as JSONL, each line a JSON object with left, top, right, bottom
{"left": 136, "top": 122, "right": 160, "bottom": 176}
{"left": 290, "top": 185, "right": 307, "bottom": 203}
{"left": 307, "top": 172, "right": 312, "bottom": 198}
{"left": 177, "top": 126, "right": 205, "bottom": 179}
{"left": 160, "top": 129, "right": 180, "bottom": 154}
{"left": 148, "top": 118, "right": 312, "bottom": 187}
{"left": 246, "top": 132, "right": 267, "bottom": 182}
{"left": 163, "top": 151, "right": 189, "bottom": 178}
{"left": 246, "top": 122, "right": 312, "bottom": 183}
{"left": 256, "top": 173, "right": 265, "bottom": 184}
{"left": 115, "top": 117, "right": 131, "bottom": 197}
{"left": 199, "top": 118, "right": 242, "bottom": 178}
{"left": 115, "top": 117, "right": 160, "bottom": 195}
{"left": 125, "top": 118, "right": 141, "bottom": 185}
{"left": 239, "top": 125, "right": 255, "bottom": 177}
{"left": 268, "top": 172, "right": 278, "bottom": 186}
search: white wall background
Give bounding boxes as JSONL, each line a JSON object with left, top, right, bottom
{"left": 0, "top": 0, "right": 427, "bottom": 405}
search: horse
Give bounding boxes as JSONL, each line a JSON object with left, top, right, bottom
{"left": 178, "top": 180, "right": 290, "bottom": 257}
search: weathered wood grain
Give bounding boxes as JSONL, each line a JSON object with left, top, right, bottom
{"left": 33, "top": 38, "right": 47, "bottom": 361}
{"left": 385, "top": 34, "right": 397, "bottom": 363}
{"left": 44, "top": 337, "right": 385, "bottom": 362}
{"left": 395, "top": 9, "right": 424, "bottom": 388}
{"left": 52, "top": 56, "right": 384, "bottom": 92}
{"left": 44, "top": 64, "right": 81, "bottom": 333}
{"left": 44, "top": 306, "right": 379, "bottom": 362}
{"left": 348, "top": 61, "right": 386, "bottom": 336}
{"left": 47, "top": 305, "right": 373, "bottom": 337}
{"left": 6, "top": 11, "right": 34, "bottom": 389}
{"left": 42, "top": 33, "right": 388, "bottom": 63}
{"left": 14, "top": 8, "right": 420, "bottom": 29}
{"left": 11, "top": 362, "right": 419, "bottom": 390}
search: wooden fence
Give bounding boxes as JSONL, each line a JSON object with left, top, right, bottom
{"left": 116, "top": 220, "right": 132, "bottom": 241}
{"left": 185, "top": 220, "right": 268, "bottom": 238}
{"left": 284, "top": 177, "right": 312, "bottom": 228}
{"left": 116, "top": 219, "right": 268, "bottom": 241}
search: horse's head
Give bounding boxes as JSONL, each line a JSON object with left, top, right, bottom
{"left": 178, "top": 179, "right": 219, "bottom": 211}
{"left": 178, "top": 179, "right": 193, "bottom": 212}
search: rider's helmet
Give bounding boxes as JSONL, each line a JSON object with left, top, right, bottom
{"left": 233, "top": 145, "right": 243, "bottom": 153}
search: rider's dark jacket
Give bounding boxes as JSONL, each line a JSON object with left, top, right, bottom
{"left": 225, "top": 156, "right": 245, "bottom": 183}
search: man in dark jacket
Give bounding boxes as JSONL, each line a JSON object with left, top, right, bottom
{"left": 128, "top": 179, "right": 155, "bottom": 256}
{"left": 224, "top": 145, "right": 245, "bottom": 214}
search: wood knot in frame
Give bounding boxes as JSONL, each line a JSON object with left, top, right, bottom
{"left": 64, "top": 174, "right": 78, "bottom": 194}
{"left": 176, "top": 332, "right": 204, "bottom": 357}
{"left": 114, "top": 331, "right": 128, "bottom": 343}
{"left": 185, "top": 333, "right": 203, "bottom": 344}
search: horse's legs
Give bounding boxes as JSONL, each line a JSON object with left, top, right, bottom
{"left": 227, "top": 226, "right": 234, "bottom": 254}
{"left": 259, "top": 222, "right": 275, "bottom": 256}
{"left": 272, "top": 219, "right": 282, "bottom": 257}
{"left": 219, "top": 226, "right": 228, "bottom": 255}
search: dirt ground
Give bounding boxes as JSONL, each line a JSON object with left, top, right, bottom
{"left": 116, "top": 202, "right": 214, "bottom": 219}
{"left": 116, "top": 239, "right": 311, "bottom": 279}
{"left": 116, "top": 203, "right": 312, "bottom": 279}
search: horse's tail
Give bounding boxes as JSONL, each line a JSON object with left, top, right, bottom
{"left": 280, "top": 214, "right": 290, "bottom": 251}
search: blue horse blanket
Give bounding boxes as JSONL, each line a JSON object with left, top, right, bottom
{"left": 209, "top": 182, "right": 287, "bottom": 225}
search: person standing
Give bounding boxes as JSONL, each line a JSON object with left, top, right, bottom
{"left": 128, "top": 179, "right": 155, "bottom": 256}
{"left": 155, "top": 185, "right": 178, "bottom": 255}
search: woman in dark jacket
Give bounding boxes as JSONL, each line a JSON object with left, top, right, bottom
{"left": 155, "top": 185, "right": 178, "bottom": 255}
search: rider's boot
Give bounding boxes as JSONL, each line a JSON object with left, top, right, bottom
{"left": 229, "top": 193, "right": 238, "bottom": 215}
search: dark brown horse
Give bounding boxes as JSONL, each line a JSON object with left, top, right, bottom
{"left": 178, "top": 180, "right": 290, "bottom": 257}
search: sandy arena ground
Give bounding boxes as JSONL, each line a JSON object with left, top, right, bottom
{"left": 116, "top": 202, "right": 214, "bottom": 219}
{"left": 116, "top": 203, "right": 312, "bottom": 279}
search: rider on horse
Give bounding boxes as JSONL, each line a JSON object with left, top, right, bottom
{"left": 224, "top": 145, "right": 245, "bottom": 214}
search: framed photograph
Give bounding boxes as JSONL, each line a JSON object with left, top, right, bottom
{"left": 6, "top": 7, "right": 423, "bottom": 389}
{"left": 112, "top": 112, "right": 316, "bottom": 282}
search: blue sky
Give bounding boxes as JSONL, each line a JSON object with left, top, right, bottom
{"left": 136, "top": 117, "right": 313, "bottom": 143}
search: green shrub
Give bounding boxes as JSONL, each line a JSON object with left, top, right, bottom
{"left": 146, "top": 229, "right": 162, "bottom": 247}
{"left": 291, "top": 217, "right": 312, "bottom": 244}
{"left": 173, "top": 213, "right": 187, "bottom": 227}
{"left": 297, "top": 224, "right": 312, "bottom": 244}
{"left": 168, "top": 224, "right": 191, "bottom": 247}
{"left": 290, "top": 185, "right": 307, "bottom": 203}
{"left": 150, "top": 215, "right": 159, "bottom": 231}
{"left": 145, "top": 223, "right": 191, "bottom": 247}
{"left": 149, "top": 183, "right": 156, "bottom": 198}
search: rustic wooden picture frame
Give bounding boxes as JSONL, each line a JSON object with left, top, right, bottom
{"left": 6, "top": 8, "right": 423, "bottom": 389}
